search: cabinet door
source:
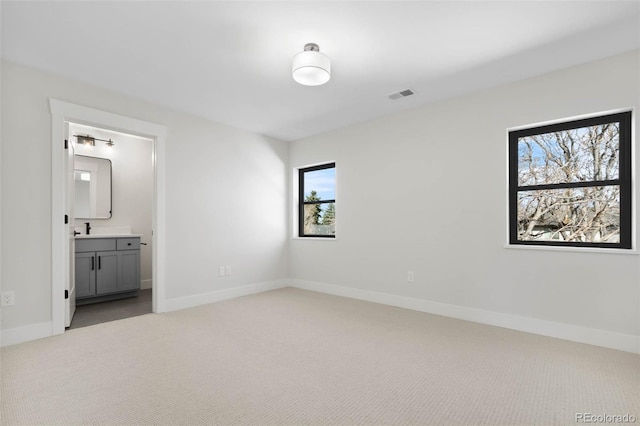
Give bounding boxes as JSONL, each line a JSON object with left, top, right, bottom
{"left": 118, "top": 250, "right": 140, "bottom": 291}
{"left": 75, "top": 252, "right": 96, "bottom": 298}
{"left": 96, "top": 251, "right": 119, "bottom": 295}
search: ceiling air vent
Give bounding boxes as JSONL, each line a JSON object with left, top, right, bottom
{"left": 388, "top": 88, "right": 416, "bottom": 100}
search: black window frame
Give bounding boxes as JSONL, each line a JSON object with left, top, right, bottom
{"left": 508, "top": 111, "right": 632, "bottom": 249}
{"left": 299, "top": 162, "right": 336, "bottom": 238}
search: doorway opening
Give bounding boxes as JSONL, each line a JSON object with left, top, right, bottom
{"left": 50, "top": 99, "right": 167, "bottom": 336}
{"left": 68, "top": 123, "right": 154, "bottom": 329}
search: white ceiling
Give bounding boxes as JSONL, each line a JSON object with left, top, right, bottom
{"left": 2, "top": 1, "right": 639, "bottom": 141}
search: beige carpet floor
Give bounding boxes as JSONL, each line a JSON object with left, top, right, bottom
{"left": 1, "top": 287, "right": 638, "bottom": 425}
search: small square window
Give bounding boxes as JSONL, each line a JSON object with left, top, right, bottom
{"left": 299, "top": 163, "right": 336, "bottom": 238}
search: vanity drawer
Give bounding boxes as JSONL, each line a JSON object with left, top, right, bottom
{"left": 75, "top": 238, "right": 116, "bottom": 252}
{"left": 117, "top": 238, "right": 140, "bottom": 250}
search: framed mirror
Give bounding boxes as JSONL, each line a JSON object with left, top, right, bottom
{"left": 74, "top": 155, "right": 112, "bottom": 219}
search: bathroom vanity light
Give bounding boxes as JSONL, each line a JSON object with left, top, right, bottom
{"left": 292, "top": 43, "right": 331, "bottom": 86}
{"left": 74, "top": 135, "right": 115, "bottom": 149}
{"left": 76, "top": 135, "right": 95, "bottom": 147}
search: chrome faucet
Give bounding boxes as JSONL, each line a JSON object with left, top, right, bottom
{"left": 85, "top": 222, "right": 91, "bottom": 235}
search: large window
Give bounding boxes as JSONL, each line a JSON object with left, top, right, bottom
{"left": 299, "top": 163, "right": 336, "bottom": 238}
{"left": 509, "top": 111, "right": 632, "bottom": 249}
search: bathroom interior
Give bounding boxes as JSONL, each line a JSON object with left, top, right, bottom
{"left": 69, "top": 122, "right": 154, "bottom": 329}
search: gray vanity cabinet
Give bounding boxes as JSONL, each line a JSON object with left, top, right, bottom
{"left": 118, "top": 250, "right": 141, "bottom": 291}
{"left": 75, "top": 252, "right": 97, "bottom": 298}
{"left": 75, "top": 237, "right": 140, "bottom": 305}
{"left": 96, "top": 251, "right": 120, "bottom": 295}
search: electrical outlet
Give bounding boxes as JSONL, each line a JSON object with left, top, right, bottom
{"left": 218, "top": 266, "right": 226, "bottom": 277}
{"left": 225, "top": 265, "right": 232, "bottom": 276}
{"left": 407, "top": 271, "right": 415, "bottom": 283}
{"left": 1, "top": 291, "right": 15, "bottom": 306}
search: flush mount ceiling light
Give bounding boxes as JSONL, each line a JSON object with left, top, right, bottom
{"left": 292, "top": 43, "right": 331, "bottom": 86}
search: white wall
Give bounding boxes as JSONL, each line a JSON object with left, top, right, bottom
{"left": 70, "top": 123, "right": 154, "bottom": 289}
{"left": 0, "top": 59, "right": 289, "bottom": 331}
{"left": 289, "top": 50, "right": 640, "bottom": 345}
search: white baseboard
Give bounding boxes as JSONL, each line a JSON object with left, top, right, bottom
{"left": 5, "top": 280, "right": 637, "bottom": 354}
{"left": 164, "top": 279, "right": 290, "bottom": 312}
{"left": 1, "top": 280, "right": 289, "bottom": 346}
{"left": 141, "top": 279, "right": 152, "bottom": 290}
{"left": 291, "top": 279, "right": 640, "bottom": 354}
{"left": 0, "top": 321, "right": 54, "bottom": 347}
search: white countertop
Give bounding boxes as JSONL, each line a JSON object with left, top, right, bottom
{"left": 75, "top": 234, "right": 143, "bottom": 239}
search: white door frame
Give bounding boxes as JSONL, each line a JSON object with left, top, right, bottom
{"left": 50, "top": 99, "right": 167, "bottom": 335}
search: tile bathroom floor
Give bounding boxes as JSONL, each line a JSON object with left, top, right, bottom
{"left": 69, "top": 289, "right": 152, "bottom": 329}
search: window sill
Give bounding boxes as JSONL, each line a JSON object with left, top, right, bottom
{"left": 504, "top": 244, "right": 638, "bottom": 255}
{"left": 292, "top": 236, "right": 337, "bottom": 241}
